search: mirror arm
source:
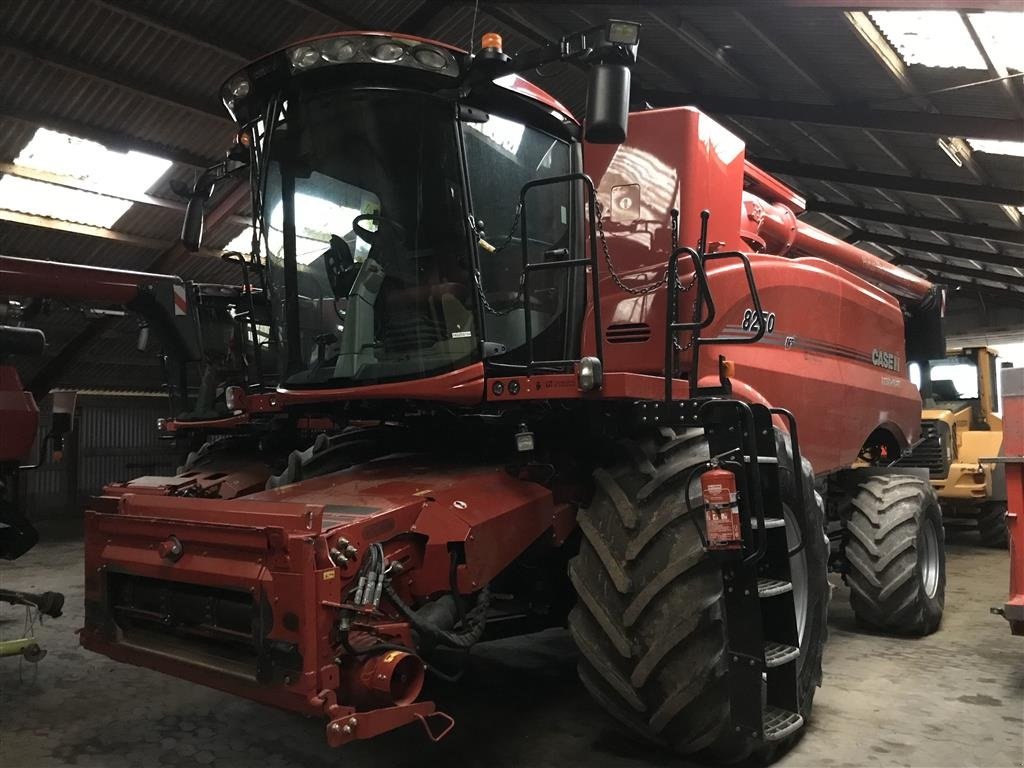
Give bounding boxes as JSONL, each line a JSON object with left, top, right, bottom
{"left": 461, "top": 23, "right": 637, "bottom": 92}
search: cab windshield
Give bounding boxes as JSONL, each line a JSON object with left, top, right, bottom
{"left": 263, "top": 89, "right": 476, "bottom": 386}
{"left": 929, "top": 355, "right": 979, "bottom": 400}
{"left": 462, "top": 112, "right": 579, "bottom": 366}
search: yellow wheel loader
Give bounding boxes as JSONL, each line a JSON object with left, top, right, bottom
{"left": 898, "top": 347, "right": 1007, "bottom": 547}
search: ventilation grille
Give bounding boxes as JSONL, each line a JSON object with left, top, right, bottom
{"left": 606, "top": 322, "right": 651, "bottom": 344}
{"left": 893, "top": 420, "right": 948, "bottom": 478}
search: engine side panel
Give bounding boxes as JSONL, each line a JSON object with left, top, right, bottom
{"left": 697, "top": 255, "right": 920, "bottom": 474}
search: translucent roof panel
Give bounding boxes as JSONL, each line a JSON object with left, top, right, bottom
{"left": 967, "top": 138, "right": 1024, "bottom": 158}
{"left": 0, "top": 127, "right": 172, "bottom": 228}
{"left": 968, "top": 11, "right": 1024, "bottom": 72}
{"left": 0, "top": 176, "right": 131, "bottom": 228}
{"left": 869, "top": 11, "right": 986, "bottom": 69}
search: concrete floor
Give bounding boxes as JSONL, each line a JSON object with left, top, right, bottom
{"left": 1, "top": 535, "right": 1020, "bottom": 768}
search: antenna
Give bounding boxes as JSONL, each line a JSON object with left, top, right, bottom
{"left": 470, "top": 0, "right": 480, "bottom": 56}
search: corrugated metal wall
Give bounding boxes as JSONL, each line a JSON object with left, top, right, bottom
{"left": 19, "top": 394, "right": 180, "bottom": 520}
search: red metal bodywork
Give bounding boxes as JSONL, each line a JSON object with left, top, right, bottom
{"left": 996, "top": 368, "right": 1024, "bottom": 635}
{"left": 0, "top": 366, "right": 37, "bottom": 463}
{"left": 220, "top": 107, "right": 922, "bottom": 474}
{"left": 0, "top": 254, "right": 182, "bottom": 305}
{"left": 81, "top": 37, "right": 933, "bottom": 749}
{"left": 579, "top": 109, "right": 921, "bottom": 471}
{"left": 82, "top": 459, "right": 575, "bottom": 742}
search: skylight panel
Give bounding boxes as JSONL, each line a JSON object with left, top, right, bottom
{"left": 0, "top": 127, "right": 172, "bottom": 228}
{"left": 869, "top": 11, "right": 986, "bottom": 69}
{"left": 966, "top": 138, "right": 1024, "bottom": 157}
{"left": 0, "top": 176, "right": 130, "bottom": 228}
{"left": 967, "top": 11, "right": 1024, "bottom": 72}
{"left": 222, "top": 227, "right": 255, "bottom": 255}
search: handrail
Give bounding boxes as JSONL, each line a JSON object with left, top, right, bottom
{"left": 517, "top": 172, "right": 603, "bottom": 374}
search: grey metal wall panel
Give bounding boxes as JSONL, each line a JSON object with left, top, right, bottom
{"left": 19, "top": 395, "right": 180, "bottom": 520}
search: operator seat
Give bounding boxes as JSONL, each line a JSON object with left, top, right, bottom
{"left": 322, "top": 235, "right": 357, "bottom": 299}
{"left": 931, "top": 379, "right": 961, "bottom": 401}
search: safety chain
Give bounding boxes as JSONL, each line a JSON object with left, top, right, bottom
{"left": 596, "top": 200, "right": 700, "bottom": 352}
{"left": 595, "top": 200, "right": 698, "bottom": 298}
{"left": 474, "top": 199, "right": 700, "bottom": 328}
{"left": 474, "top": 202, "right": 524, "bottom": 317}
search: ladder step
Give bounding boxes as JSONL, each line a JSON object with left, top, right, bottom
{"left": 763, "top": 641, "right": 800, "bottom": 668}
{"left": 751, "top": 517, "right": 786, "bottom": 529}
{"left": 763, "top": 706, "right": 804, "bottom": 742}
{"left": 757, "top": 578, "right": 793, "bottom": 597}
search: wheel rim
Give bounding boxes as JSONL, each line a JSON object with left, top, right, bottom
{"left": 782, "top": 503, "right": 809, "bottom": 645}
{"left": 919, "top": 515, "right": 941, "bottom": 599}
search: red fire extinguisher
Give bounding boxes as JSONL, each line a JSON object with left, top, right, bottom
{"left": 701, "top": 467, "right": 743, "bottom": 551}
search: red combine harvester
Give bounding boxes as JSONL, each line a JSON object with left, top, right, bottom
{"left": 78, "top": 24, "right": 947, "bottom": 762}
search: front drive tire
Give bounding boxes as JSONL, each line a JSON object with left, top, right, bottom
{"left": 844, "top": 474, "right": 945, "bottom": 635}
{"left": 568, "top": 428, "right": 829, "bottom": 763}
{"left": 977, "top": 502, "right": 1008, "bottom": 549}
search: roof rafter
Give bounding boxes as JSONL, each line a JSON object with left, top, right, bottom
{"left": 0, "top": 185, "right": 246, "bottom": 260}
{"left": 938, "top": 277, "right": 1024, "bottom": 302}
{"left": 87, "top": 0, "right": 259, "bottom": 61}
{"left": 892, "top": 254, "right": 1024, "bottom": 287}
{"left": 637, "top": 90, "right": 1024, "bottom": 142}
{"left": 279, "top": 0, "right": 361, "bottom": 29}
{"left": 0, "top": 161, "right": 248, "bottom": 228}
{"left": 397, "top": 2, "right": 449, "bottom": 35}
{"left": 0, "top": 39, "right": 229, "bottom": 122}
{"left": 752, "top": 158, "right": 1024, "bottom": 207}
{"left": 851, "top": 230, "right": 1024, "bottom": 269}
{"left": 807, "top": 201, "right": 1024, "bottom": 246}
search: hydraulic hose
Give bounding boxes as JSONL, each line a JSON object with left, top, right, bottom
{"left": 385, "top": 583, "right": 491, "bottom": 650}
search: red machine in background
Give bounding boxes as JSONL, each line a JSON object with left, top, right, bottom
{"left": 0, "top": 255, "right": 271, "bottom": 557}
{"left": 0, "top": 325, "right": 47, "bottom": 558}
{"left": 991, "top": 367, "right": 1024, "bottom": 635}
{"left": 72, "top": 22, "right": 950, "bottom": 765}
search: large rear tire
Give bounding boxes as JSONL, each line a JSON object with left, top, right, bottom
{"left": 844, "top": 474, "right": 945, "bottom": 635}
{"left": 568, "top": 428, "right": 829, "bottom": 762}
{"left": 977, "top": 502, "right": 1008, "bottom": 549}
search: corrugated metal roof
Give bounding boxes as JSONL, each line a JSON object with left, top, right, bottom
{"left": 0, "top": 0, "right": 1021, "bottom": 390}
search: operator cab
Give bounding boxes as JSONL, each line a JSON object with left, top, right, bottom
{"left": 262, "top": 85, "right": 579, "bottom": 387}
{"left": 183, "top": 27, "right": 638, "bottom": 394}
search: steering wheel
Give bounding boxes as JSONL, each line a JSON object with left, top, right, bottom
{"left": 352, "top": 213, "right": 406, "bottom": 245}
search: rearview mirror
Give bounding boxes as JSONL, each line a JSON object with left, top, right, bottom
{"left": 585, "top": 62, "right": 631, "bottom": 143}
{"left": 905, "top": 287, "right": 946, "bottom": 364}
{"left": 136, "top": 324, "right": 150, "bottom": 352}
{"left": 181, "top": 192, "right": 206, "bottom": 252}
{"left": 50, "top": 390, "right": 77, "bottom": 461}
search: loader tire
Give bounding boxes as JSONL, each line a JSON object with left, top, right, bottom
{"left": 977, "top": 503, "right": 1008, "bottom": 549}
{"left": 845, "top": 474, "right": 945, "bottom": 635}
{"left": 568, "top": 428, "right": 829, "bottom": 763}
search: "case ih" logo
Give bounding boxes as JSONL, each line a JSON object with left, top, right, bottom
{"left": 872, "top": 348, "right": 901, "bottom": 372}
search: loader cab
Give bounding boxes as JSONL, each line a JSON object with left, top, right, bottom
{"left": 915, "top": 346, "right": 1000, "bottom": 430}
